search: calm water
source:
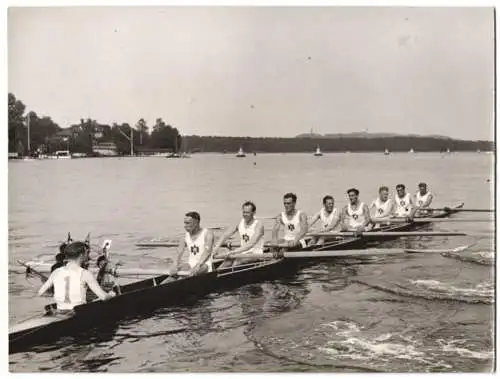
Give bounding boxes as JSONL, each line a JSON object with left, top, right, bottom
{"left": 8, "top": 152, "right": 495, "bottom": 372}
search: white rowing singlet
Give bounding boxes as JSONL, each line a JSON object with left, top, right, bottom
{"left": 347, "top": 202, "right": 367, "bottom": 228}
{"left": 415, "top": 191, "right": 432, "bottom": 207}
{"left": 281, "top": 211, "right": 302, "bottom": 241}
{"left": 319, "top": 208, "right": 339, "bottom": 229}
{"left": 238, "top": 218, "right": 264, "bottom": 254}
{"left": 52, "top": 265, "right": 86, "bottom": 310}
{"left": 371, "top": 198, "right": 393, "bottom": 218}
{"left": 185, "top": 229, "right": 213, "bottom": 272}
{"left": 394, "top": 193, "right": 412, "bottom": 217}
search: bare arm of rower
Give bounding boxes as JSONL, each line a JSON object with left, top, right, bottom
{"left": 271, "top": 215, "right": 282, "bottom": 243}
{"left": 340, "top": 206, "right": 349, "bottom": 231}
{"left": 192, "top": 229, "right": 215, "bottom": 274}
{"left": 291, "top": 212, "right": 308, "bottom": 246}
{"left": 230, "top": 221, "right": 265, "bottom": 255}
{"left": 213, "top": 224, "right": 238, "bottom": 254}
{"left": 357, "top": 204, "right": 371, "bottom": 230}
{"left": 308, "top": 212, "right": 321, "bottom": 229}
{"left": 173, "top": 238, "right": 186, "bottom": 272}
{"left": 327, "top": 211, "right": 341, "bottom": 232}
{"left": 83, "top": 270, "right": 115, "bottom": 300}
{"left": 37, "top": 272, "right": 55, "bottom": 296}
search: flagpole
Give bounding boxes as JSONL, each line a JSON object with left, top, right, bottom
{"left": 27, "top": 113, "right": 31, "bottom": 153}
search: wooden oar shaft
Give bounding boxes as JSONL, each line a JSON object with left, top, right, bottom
{"left": 428, "top": 208, "right": 494, "bottom": 213}
{"left": 308, "top": 231, "right": 467, "bottom": 237}
{"left": 219, "top": 245, "right": 471, "bottom": 260}
{"left": 17, "top": 260, "right": 48, "bottom": 281}
{"left": 111, "top": 267, "right": 191, "bottom": 277}
{"left": 379, "top": 218, "right": 493, "bottom": 223}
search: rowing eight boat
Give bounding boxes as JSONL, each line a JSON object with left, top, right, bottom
{"left": 9, "top": 203, "right": 465, "bottom": 354}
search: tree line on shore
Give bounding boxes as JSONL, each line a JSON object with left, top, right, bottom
{"left": 8, "top": 93, "right": 182, "bottom": 156}
{"left": 8, "top": 92, "right": 493, "bottom": 156}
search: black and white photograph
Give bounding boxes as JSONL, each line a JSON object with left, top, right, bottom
{"left": 6, "top": 4, "right": 496, "bottom": 373}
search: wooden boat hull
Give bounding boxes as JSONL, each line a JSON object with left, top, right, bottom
{"left": 10, "top": 204, "right": 463, "bottom": 354}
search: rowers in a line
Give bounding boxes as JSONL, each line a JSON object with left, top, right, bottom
{"left": 272, "top": 192, "right": 309, "bottom": 248}
{"left": 38, "top": 241, "right": 115, "bottom": 314}
{"left": 308, "top": 195, "right": 341, "bottom": 245}
{"left": 171, "top": 211, "right": 215, "bottom": 276}
{"left": 213, "top": 201, "right": 265, "bottom": 267}
{"left": 340, "top": 188, "right": 372, "bottom": 232}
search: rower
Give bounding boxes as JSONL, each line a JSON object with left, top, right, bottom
{"left": 37, "top": 241, "right": 115, "bottom": 313}
{"left": 172, "top": 212, "right": 215, "bottom": 276}
{"left": 414, "top": 182, "right": 434, "bottom": 215}
{"left": 369, "top": 186, "right": 395, "bottom": 228}
{"left": 271, "top": 192, "right": 308, "bottom": 248}
{"left": 340, "top": 188, "right": 371, "bottom": 232}
{"left": 308, "top": 195, "right": 340, "bottom": 245}
{"left": 213, "top": 201, "right": 265, "bottom": 267}
{"left": 393, "top": 184, "right": 414, "bottom": 218}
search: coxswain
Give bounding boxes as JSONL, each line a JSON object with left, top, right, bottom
{"left": 414, "top": 182, "right": 434, "bottom": 215}
{"left": 213, "top": 201, "right": 265, "bottom": 267}
{"left": 37, "top": 241, "right": 115, "bottom": 313}
{"left": 172, "top": 212, "right": 215, "bottom": 276}
{"left": 50, "top": 242, "right": 68, "bottom": 273}
{"left": 369, "top": 186, "right": 396, "bottom": 228}
{"left": 271, "top": 193, "right": 308, "bottom": 248}
{"left": 308, "top": 195, "right": 340, "bottom": 245}
{"left": 340, "top": 188, "right": 371, "bottom": 231}
{"left": 393, "top": 184, "right": 414, "bottom": 218}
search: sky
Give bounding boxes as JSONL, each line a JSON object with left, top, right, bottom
{"left": 7, "top": 6, "right": 495, "bottom": 140}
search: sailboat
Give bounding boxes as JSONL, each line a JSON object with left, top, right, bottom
{"left": 236, "top": 146, "right": 246, "bottom": 158}
{"left": 314, "top": 145, "right": 323, "bottom": 157}
{"left": 384, "top": 149, "right": 390, "bottom": 155}
{"left": 409, "top": 148, "right": 414, "bottom": 153}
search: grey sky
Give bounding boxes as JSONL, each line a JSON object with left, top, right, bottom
{"left": 8, "top": 6, "right": 494, "bottom": 140}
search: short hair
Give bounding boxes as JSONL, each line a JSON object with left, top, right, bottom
{"left": 64, "top": 241, "right": 88, "bottom": 259}
{"left": 396, "top": 184, "right": 405, "bottom": 190}
{"left": 347, "top": 188, "right": 359, "bottom": 195}
{"left": 185, "top": 211, "right": 201, "bottom": 222}
{"left": 379, "top": 186, "right": 389, "bottom": 193}
{"left": 242, "top": 201, "right": 256, "bottom": 212}
{"left": 322, "top": 195, "right": 334, "bottom": 205}
{"left": 418, "top": 182, "right": 427, "bottom": 188}
{"left": 283, "top": 193, "right": 297, "bottom": 202}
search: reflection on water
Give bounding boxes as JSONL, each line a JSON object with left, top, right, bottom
{"left": 8, "top": 153, "right": 494, "bottom": 372}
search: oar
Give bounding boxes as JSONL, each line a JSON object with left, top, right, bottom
{"left": 17, "top": 260, "right": 48, "bottom": 281}
{"left": 426, "top": 208, "right": 494, "bottom": 213}
{"left": 111, "top": 268, "right": 191, "bottom": 277}
{"left": 377, "top": 218, "right": 494, "bottom": 223}
{"left": 307, "top": 231, "right": 467, "bottom": 237}
{"left": 216, "top": 245, "right": 473, "bottom": 260}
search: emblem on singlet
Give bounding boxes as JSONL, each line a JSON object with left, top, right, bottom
{"left": 418, "top": 200, "right": 423, "bottom": 205}
{"left": 378, "top": 208, "right": 383, "bottom": 214}
{"left": 352, "top": 214, "right": 358, "bottom": 220}
{"left": 287, "top": 224, "right": 295, "bottom": 231}
{"left": 242, "top": 233, "right": 250, "bottom": 243}
{"left": 400, "top": 200, "right": 406, "bottom": 206}
{"left": 190, "top": 245, "right": 199, "bottom": 255}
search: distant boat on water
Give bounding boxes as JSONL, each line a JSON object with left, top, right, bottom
{"left": 384, "top": 149, "right": 390, "bottom": 155}
{"left": 236, "top": 147, "right": 246, "bottom": 158}
{"left": 314, "top": 145, "right": 323, "bottom": 157}
{"left": 409, "top": 148, "right": 414, "bottom": 153}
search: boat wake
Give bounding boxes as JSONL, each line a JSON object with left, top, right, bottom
{"left": 316, "top": 320, "right": 493, "bottom": 372}
{"left": 440, "top": 251, "right": 494, "bottom": 266}
{"left": 351, "top": 279, "right": 494, "bottom": 304}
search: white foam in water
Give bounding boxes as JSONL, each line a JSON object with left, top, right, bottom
{"left": 318, "top": 320, "right": 492, "bottom": 371}
{"left": 410, "top": 279, "right": 494, "bottom": 298}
